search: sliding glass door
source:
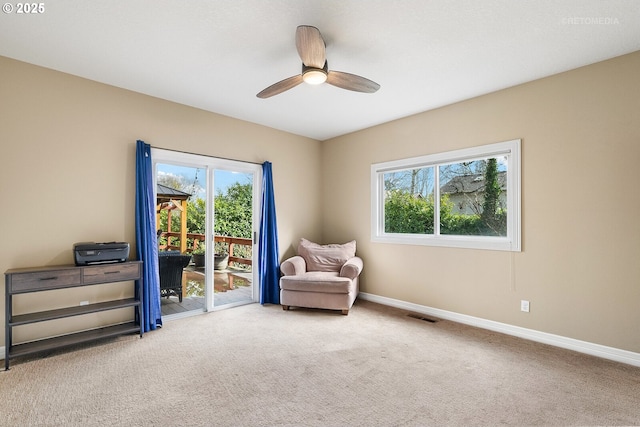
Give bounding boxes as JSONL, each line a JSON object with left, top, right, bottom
{"left": 209, "top": 168, "right": 257, "bottom": 309}
{"left": 152, "top": 148, "right": 261, "bottom": 318}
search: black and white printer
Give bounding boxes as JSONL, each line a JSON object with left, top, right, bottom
{"left": 73, "top": 242, "right": 130, "bottom": 266}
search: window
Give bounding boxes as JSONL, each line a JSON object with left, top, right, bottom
{"left": 371, "top": 139, "right": 521, "bottom": 251}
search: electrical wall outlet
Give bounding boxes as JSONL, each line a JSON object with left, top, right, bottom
{"left": 520, "top": 300, "right": 530, "bottom": 312}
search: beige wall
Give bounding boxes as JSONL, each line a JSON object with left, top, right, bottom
{"left": 0, "top": 56, "right": 321, "bottom": 343}
{"left": 2, "top": 51, "right": 639, "bottom": 355}
{"left": 322, "top": 51, "right": 640, "bottom": 353}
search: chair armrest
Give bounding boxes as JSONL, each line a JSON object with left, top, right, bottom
{"left": 281, "top": 256, "right": 307, "bottom": 276}
{"left": 340, "top": 256, "right": 363, "bottom": 280}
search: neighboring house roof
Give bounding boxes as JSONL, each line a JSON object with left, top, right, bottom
{"left": 441, "top": 171, "right": 506, "bottom": 194}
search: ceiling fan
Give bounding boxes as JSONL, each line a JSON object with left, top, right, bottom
{"left": 256, "top": 25, "right": 380, "bottom": 99}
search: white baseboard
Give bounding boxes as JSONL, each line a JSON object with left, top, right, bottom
{"left": 358, "top": 292, "right": 640, "bottom": 368}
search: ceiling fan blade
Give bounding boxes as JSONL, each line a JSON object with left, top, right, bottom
{"left": 296, "top": 25, "right": 326, "bottom": 68}
{"left": 256, "top": 75, "right": 304, "bottom": 99}
{"left": 326, "top": 71, "right": 380, "bottom": 93}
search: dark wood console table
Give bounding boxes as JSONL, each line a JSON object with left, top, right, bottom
{"left": 4, "top": 261, "right": 143, "bottom": 370}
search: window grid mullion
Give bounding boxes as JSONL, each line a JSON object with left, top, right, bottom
{"left": 434, "top": 165, "right": 441, "bottom": 237}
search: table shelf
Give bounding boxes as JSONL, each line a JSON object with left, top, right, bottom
{"left": 9, "top": 322, "right": 141, "bottom": 358}
{"left": 10, "top": 298, "right": 140, "bottom": 326}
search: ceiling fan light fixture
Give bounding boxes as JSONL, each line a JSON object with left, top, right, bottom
{"left": 302, "top": 68, "right": 327, "bottom": 85}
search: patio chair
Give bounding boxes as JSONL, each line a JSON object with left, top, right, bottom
{"left": 279, "top": 238, "right": 363, "bottom": 315}
{"left": 158, "top": 251, "right": 192, "bottom": 302}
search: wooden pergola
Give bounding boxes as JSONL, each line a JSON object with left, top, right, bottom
{"left": 156, "top": 183, "right": 192, "bottom": 253}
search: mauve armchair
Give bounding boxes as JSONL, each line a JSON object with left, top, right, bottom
{"left": 279, "top": 238, "right": 363, "bottom": 315}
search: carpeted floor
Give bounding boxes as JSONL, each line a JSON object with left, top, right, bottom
{"left": 1, "top": 300, "right": 639, "bottom": 426}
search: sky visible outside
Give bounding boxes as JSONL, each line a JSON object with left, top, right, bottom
{"left": 156, "top": 163, "right": 252, "bottom": 199}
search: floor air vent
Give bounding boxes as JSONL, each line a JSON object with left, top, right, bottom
{"left": 407, "top": 313, "right": 439, "bottom": 323}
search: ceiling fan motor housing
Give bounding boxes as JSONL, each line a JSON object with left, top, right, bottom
{"left": 302, "top": 62, "right": 328, "bottom": 85}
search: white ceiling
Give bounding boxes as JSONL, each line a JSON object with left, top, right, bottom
{"left": 1, "top": 1, "right": 639, "bottom": 141}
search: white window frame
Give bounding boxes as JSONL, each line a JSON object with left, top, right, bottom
{"left": 371, "top": 139, "right": 521, "bottom": 251}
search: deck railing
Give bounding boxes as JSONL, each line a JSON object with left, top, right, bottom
{"left": 159, "top": 232, "right": 252, "bottom": 268}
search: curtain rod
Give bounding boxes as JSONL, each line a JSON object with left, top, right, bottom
{"left": 150, "top": 145, "right": 264, "bottom": 166}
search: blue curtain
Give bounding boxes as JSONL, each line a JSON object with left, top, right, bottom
{"left": 259, "top": 161, "right": 280, "bottom": 304}
{"left": 135, "top": 140, "right": 163, "bottom": 331}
